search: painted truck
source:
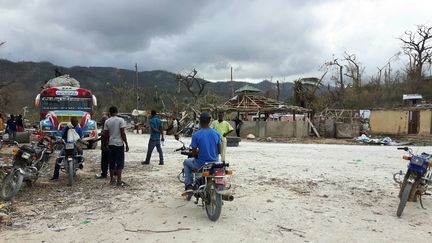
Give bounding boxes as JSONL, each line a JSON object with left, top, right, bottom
{"left": 35, "top": 75, "right": 98, "bottom": 149}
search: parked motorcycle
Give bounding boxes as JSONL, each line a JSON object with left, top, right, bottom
{"left": 57, "top": 139, "right": 86, "bottom": 186}
{"left": 175, "top": 137, "right": 234, "bottom": 221}
{"left": 1, "top": 139, "right": 52, "bottom": 200}
{"left": 393, "top": 147, "right": 432, "bottom": 217}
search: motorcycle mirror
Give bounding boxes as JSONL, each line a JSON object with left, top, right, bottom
{"left": 174, "top": 134, "right": 180, "bottom": 141}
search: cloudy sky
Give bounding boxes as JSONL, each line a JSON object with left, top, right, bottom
{"left": 0, "top": 0, "right": 431, "bottom": 82}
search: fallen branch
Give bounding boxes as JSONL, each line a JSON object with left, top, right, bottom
{"left": 277, "top": 225, "right": 306, "bottom": 234}
{"left": 120, "top": 222, "right": 190, "bottom": 233}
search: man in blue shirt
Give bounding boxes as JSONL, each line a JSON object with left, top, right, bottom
{"left": 142, "top": 110, "right": 165, "bottom": 165}
{"left": 50, "top": 117, "right": 83, "bottom": 180}
{"left": 183, "top": 112, "right": 221, "bottom": 193}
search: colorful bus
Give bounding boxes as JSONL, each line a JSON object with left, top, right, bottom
{"left": 35, "top": 85, "right": 99, "bottom": 149}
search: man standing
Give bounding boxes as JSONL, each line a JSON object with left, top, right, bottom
{"left": 211, "top": 112, "right": 234, "bottom": 162}
{"left": 104, "top": 106, "right": 129, "bottom": 186}
{"left": 233, "top": 116, "right": 243, "bottom": 137}
{"left": 50, "top": 117, "right": 83, "bottom": 180}
{"left": 183, "top": 112, "right": 221, "bottom": 196}
{"left": 6, "top": 115, "right": 17, "bottom": 142}
{"left": 96, "top": 114, "right": 109, "bottom": 179}
{"left": 142, "top": 110, "right": 164, "bottom": 165}
{"left": 172, "top": 117, "right": 179, "bottom": 135}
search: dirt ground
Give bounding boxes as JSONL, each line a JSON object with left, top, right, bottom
{"left": 1, "top": 133, "right": 432, "bottom": 242}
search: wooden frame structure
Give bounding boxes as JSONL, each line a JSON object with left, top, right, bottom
{"left": 222, "top": 93, "right": 310, "bottom": 114}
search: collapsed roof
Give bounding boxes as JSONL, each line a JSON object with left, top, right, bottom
{"left": 222, "top": 93, "right": 310, "bottom": 113}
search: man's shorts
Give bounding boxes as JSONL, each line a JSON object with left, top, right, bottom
{"left": 108, "top": 145, "right": 125, "bottom": 170}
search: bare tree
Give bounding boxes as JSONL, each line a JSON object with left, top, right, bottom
{"left": 399, "top": 25, "right": 432, "bottom": 83}
{"left": 176, "top": 69, "right": 210, "bottom": 102}
{"left": 323, "top": 56, "right": 344, "bottom": 93}
{"left": 343, "top": 51, "right": 364, "bottom": 89}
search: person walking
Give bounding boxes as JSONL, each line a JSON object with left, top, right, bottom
{"left": 6, "top": 115, "right": 17, "bottom": 142}
{"left": 232, "top": 116, "right": 243, "bottom": 137}
{"left": 142, "top": 110, "right": 164, "bottom": 165}
{"left": 210, "top": 112, "right": 234, "bottom": 162}
{"left": 172, "top": 117, "right": 179, "bottom": 135}
{"left": 96, "top": 114, "right": 109, "bottom": 179}
{"left": 104, "top": 106, "right": 129, "bottom": 186}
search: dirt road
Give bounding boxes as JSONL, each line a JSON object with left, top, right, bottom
{"left": 1, "top": 133, "right": 431, "bottom": 242}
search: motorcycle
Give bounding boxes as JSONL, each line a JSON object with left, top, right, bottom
{"left": 1, "top": 139, "right": 52, "bottom": 200}
{"left": 57, "top": 139, "right": 86, "bottom": 186}
{"left": 175, "top": 137, "right": 234, "bottom": 221}
{"left": 393, "top": 147, "right": 432, "bottom": 217}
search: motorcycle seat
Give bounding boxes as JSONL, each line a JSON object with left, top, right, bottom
{"left": 21, "top": 145, "right": 36, "bottom": 154}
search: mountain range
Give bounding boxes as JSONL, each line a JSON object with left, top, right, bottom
{"left": 0, "top": 59, "right": 293, "bottom": 113}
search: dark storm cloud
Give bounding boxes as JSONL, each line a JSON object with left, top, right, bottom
{"left": 5, "top": 0, "right": 427, "bottom": 81}
{"left": 0, "top": 0, "right": 328, "bottom": 80}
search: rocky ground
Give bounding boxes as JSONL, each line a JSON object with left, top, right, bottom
{"left": 0, "top": 133, "right": 432, "bottom": 242}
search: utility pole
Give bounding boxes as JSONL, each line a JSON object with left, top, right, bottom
{"left": 276, "top": 80, "right": 280, "bottom": 101}
{"left": 230, "top": 66, "right": 234, "bottom": 96}
{"left": 135, "top": 63, "right": 139, "bottom": 110}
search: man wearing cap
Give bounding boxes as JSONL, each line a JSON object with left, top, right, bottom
{"left": 183, "top": 112, "right": 222, "bottom": 196}
{"left": 210, "top": 111, "right": 234, "bottom": 162}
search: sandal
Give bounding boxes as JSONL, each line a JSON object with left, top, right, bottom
{"left": 117, "top": 181, "right": 129, "bottom": 187}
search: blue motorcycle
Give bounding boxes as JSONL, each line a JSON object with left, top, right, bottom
{"left": 394, "top": 147, "right": 432, "bottom": 217}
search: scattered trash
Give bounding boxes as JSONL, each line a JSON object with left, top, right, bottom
{"left": 151, "top": 168, "right": 160, "bottom": 172}
{"left": 47, "top": 224, "right": 69, "bottom": 232}
{"left": 0, "top": 203, "right": 6, "bottom": 209}
{"left": 266, "top": 137, "right": 273, "bottom": 142}
{"left": 354, "top": 134, "right": 410, "bottom": 146}
{"left": 246, "top": 134, "right": 255, "bottom": 140}
{"left": 56, "top": 189, "right": 65, "bottom": 193}
{"left": 81, "top": 218, "right": 90, "bottom": 225}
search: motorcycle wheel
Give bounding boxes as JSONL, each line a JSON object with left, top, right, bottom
{"left": 1, "top": 169, "right": 24, "bottom": 201}
{"left": 68, "top": 160, "right": 75, "bottom": 186}
{"left": 399, "top": 170, "right": 411, "bottom": 198}
{"left": 397, "top": 181, "right": 413, "bottom": 217}
{"left": 177, "top": 169, "right": 185, "bottom": 183}
{"left": 205, "top": 183, "right": 223, "bottom": 221}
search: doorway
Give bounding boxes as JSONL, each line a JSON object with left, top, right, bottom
{"left": 408, "top": 110, "right": 419, "bottom": 134}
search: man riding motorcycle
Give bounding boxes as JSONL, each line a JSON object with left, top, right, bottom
{"left": 50, "top": 117, "right": 83, "bottom": 181}
{"left": 183, "top": 112, "right": 222, "bottom": 195}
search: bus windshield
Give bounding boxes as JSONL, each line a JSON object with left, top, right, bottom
{"left": 40, "top": 97, "right": 93, "bottom": 111}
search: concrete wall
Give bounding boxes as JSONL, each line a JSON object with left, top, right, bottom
{"left": 335, "top": 123, "right": 361, "bottom": 138}
{"left": 370, "top": 110, "right": 408, "bottom": 135}
{"left": 234, "top": 121, "right": 309, "bottom": 138}
{"left": 419, "top": 110, "right": 432, "bottom": 136}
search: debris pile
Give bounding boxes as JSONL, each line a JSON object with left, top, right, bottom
{"left": 354, "top": 134, "right": 410, "bottom": 146}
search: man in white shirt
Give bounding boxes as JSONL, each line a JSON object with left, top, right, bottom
{"left": 104, "top": 106, "right": 129, "bottom": 186}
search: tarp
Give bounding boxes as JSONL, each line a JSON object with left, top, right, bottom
{"left": 43, "top": 75, "right": 80, "bottom": 88}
